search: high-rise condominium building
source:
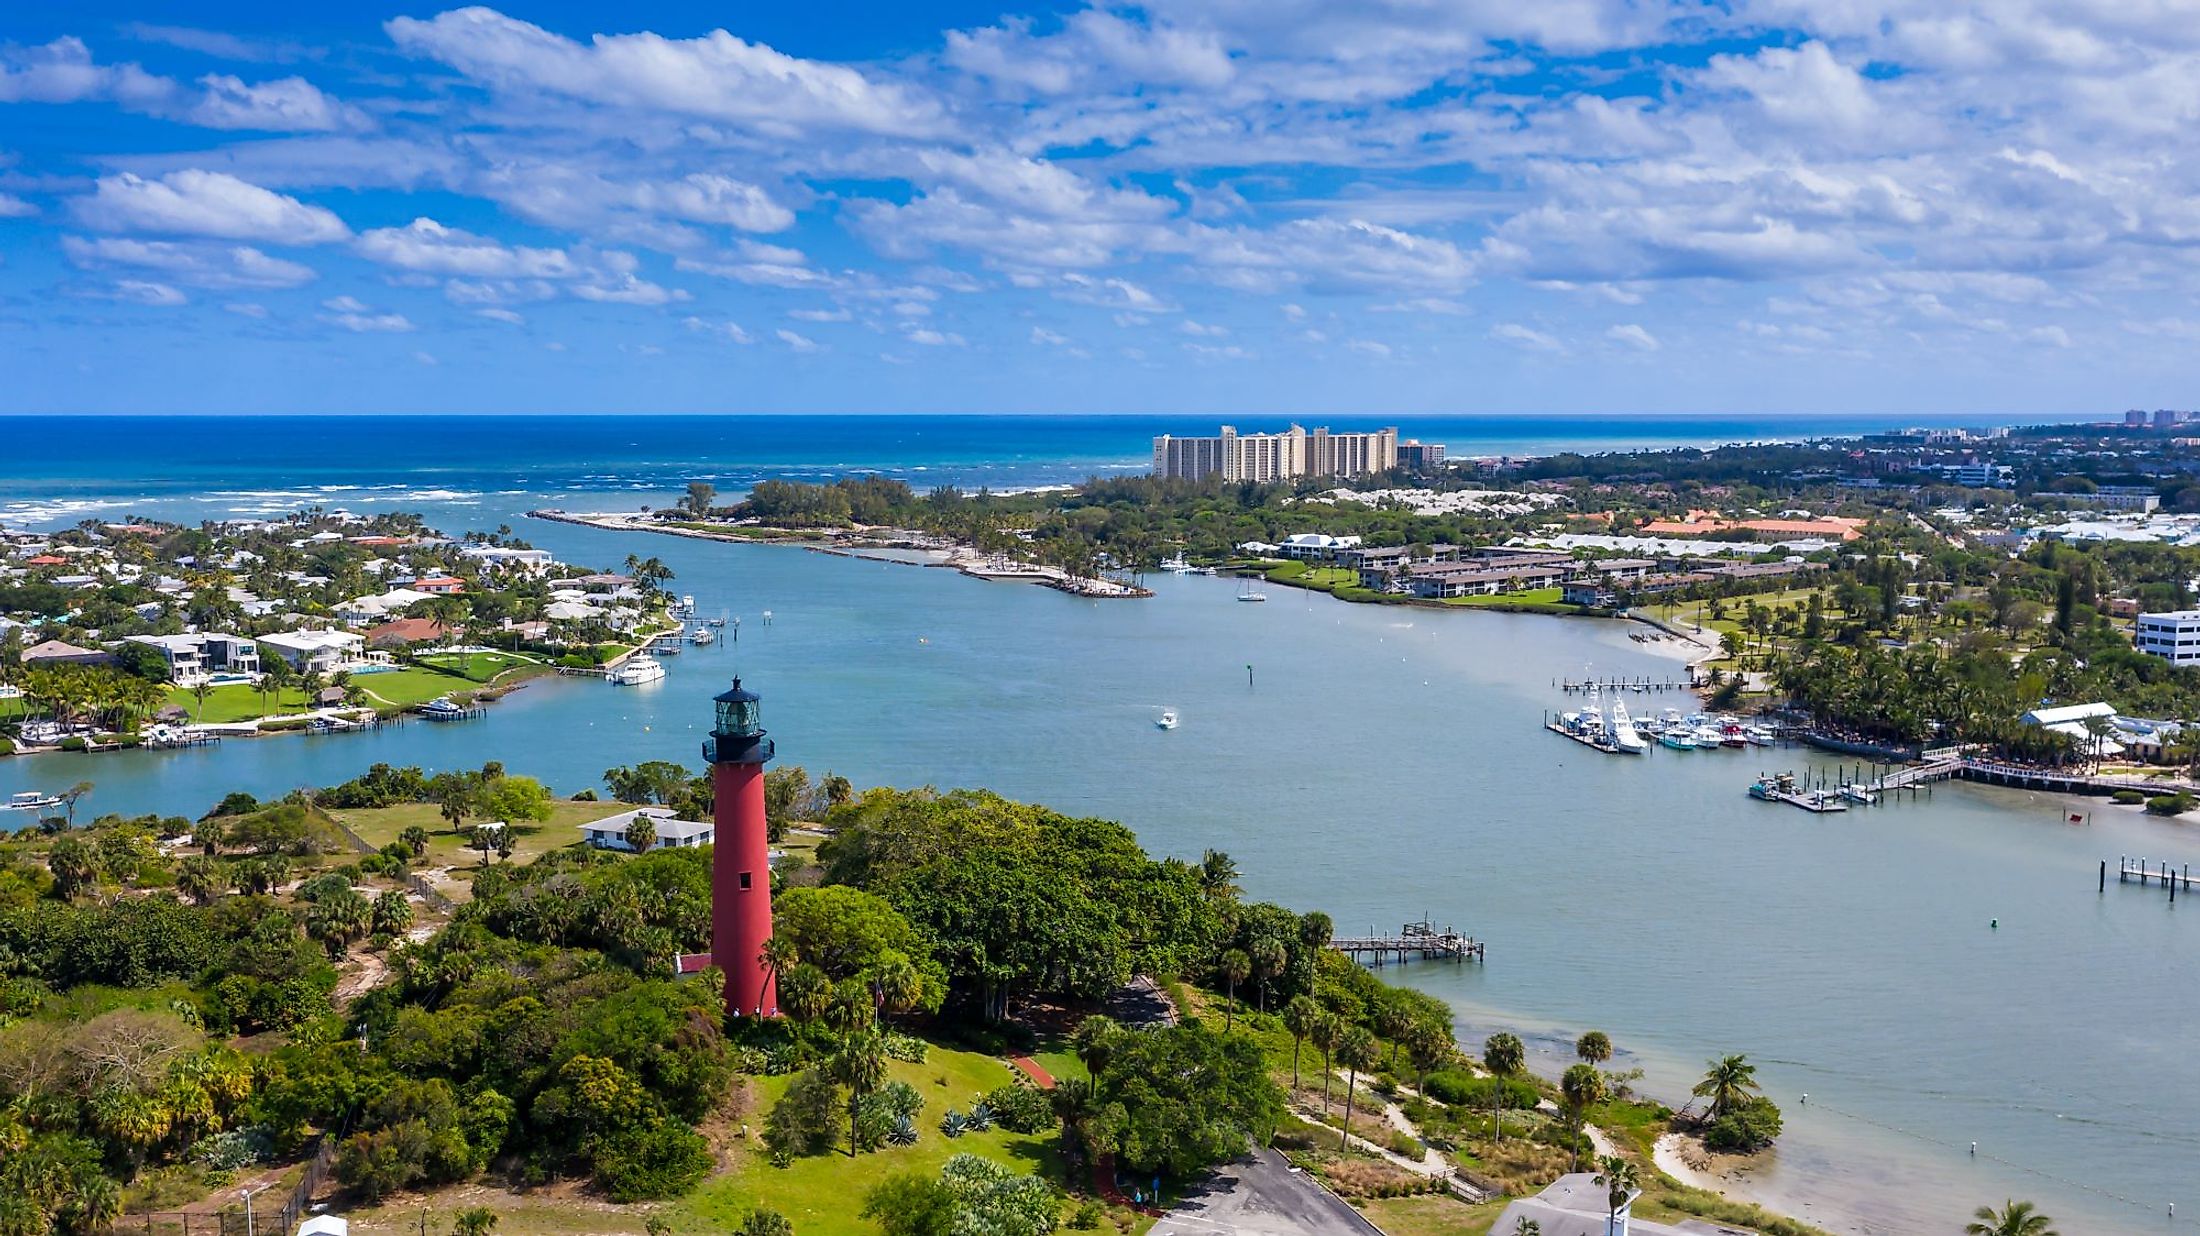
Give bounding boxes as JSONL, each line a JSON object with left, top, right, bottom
{"left": 1152, "top": 424, "right": 1399, "bottom": 481}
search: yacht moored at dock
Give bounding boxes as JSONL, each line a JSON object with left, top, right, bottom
{"left": 611, "top": 654, "right": 667, "bottom": 686}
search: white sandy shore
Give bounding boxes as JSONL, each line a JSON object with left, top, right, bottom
{"left": 1654, "top": 1131, "right": 1746, "bottom": 1194}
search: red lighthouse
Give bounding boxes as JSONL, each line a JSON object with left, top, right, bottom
{"left": 705, "top": 678, "right": 777, "bottom": 1018}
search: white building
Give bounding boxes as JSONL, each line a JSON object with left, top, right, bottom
{"left": 1494, "top": 1172, "right": 1676, "bottom": 1236}
{"left": 1152, "top": 424, "right": 1399, "bottom": 482}
{"left": 2137, "top": 610, "right": 2200, "bottom": 667}
{"left": 461, "top": 545, "right": 556, "bottom": 574}
{"left": 336, "top": 587, "right": 436, "bottom": 626}
{"left": 257, "top": 629, "right": 369, "bottom": 675}
{"left": 125, "top": 633, "right": 260, "bottom": 683}
{"left": 578, "top": 807, "right": 715, "bottom": 852}
{"left": 1274, "top": 533, "right": 1362, "bottom": 561}
{"left": 2020, "top": 701, "right": 2125, "bottom": 757}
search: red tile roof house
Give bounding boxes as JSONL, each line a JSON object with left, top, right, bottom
{"left": 366, "top": 617, "right": 451, "bottom": 649}
{"left": 410, "top": 576, "right": 466, "bottom": 594}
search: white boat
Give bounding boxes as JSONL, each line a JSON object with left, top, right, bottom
{"left": 3, "top": 791, "right": 64, "bottom": 812}
{"left": 676, "top": 594, "right": 696, "bottom": 614}
{"left": 1161, "top": 554, "right": 1193, "bottom": 574}
{"left": 689, "top": 627, "right": 716, "bottom": 646}
{"left": 611, "top": 654, "right": 666, "bottom": 685}
{"left": 1840, "top": 784, "right": 1880, "bottom": 805}
{"left": 1157, "top": 709, "right": 1179, "bottom": 730}
{"left": 1692, "top": 725, "right": 1728, "bottom": 747}
{"left": 1606, "top": 699, "right": 1648, "bottom": 753}
{"left": 1659, "top": 729, "right": 1697, "bottom": 750}
{"left": 417, "top": 697, "right": 469, "bottom": 720}
{"left": 1745, "top": 725, "right": 1778, "bottom": 746}
{"left": 1237, "top": 585, "right": 1268, "bottom": 602}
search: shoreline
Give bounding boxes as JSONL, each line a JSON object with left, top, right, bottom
{"left": 527, "top": 509, "right": 1154, "bottom": 598}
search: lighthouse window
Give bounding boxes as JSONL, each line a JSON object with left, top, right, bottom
{"left": 739, "top": 872, "right": 753, "bottom": 890}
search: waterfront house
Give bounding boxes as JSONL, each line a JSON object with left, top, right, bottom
{"left": 460, "top": 545, "right": 556, "bottom": 574}
{"left": 337, "top": 587, "right": 436, "bottom": 626}
{"left": 258, "top": 629, "right": 370, "bottom": 675}
{"left": 2022, "top": 701, "right": 2125, "bottom": 757}
{"left": 578, "top": 807, "right": 715, "bottom": 852}
{"left": 124, "top": 633, "right": 261, "bottom": 683}
{"left": 1275, "top": 533, "right": 1363, "bottom": 561}
{"left": 20, "top": 639, "right": 114, "bottom": 667}
{"left": 365, "top": 617, "right": 450, "bottom": 649}
{"left": 410, "top": 575, "right": 466, "bottom": 594}
{"left": 1403, "top": 561, "right": 1570, "bottom": 598}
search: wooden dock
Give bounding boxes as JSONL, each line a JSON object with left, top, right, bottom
{"left": 2108, "top": 857, "right": 2200, "bottom": 900}
{"left": 1556, "top": 676, "right": 1693, "bottom": 694}
{"left": 1332, "top": 920, "right": 1485, "bottom": 967}
{"left": 1545, "top": 720, "right": 1621, "bottom": 754}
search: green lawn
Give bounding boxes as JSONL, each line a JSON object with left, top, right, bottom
{"left": 349, "top": 668, "right": 486, "bottom": 708}
{"left": 411, "top": 650, "right": 547, "bottom": 682}
{"left": 672, "top": 1046, "right": 1060, "bottom": 1236}
{"left": 328, "top": 798, "right": 636, "bottom": 887}
{"left": 1358, "top": 1195, "right": 1504, "bottom": 1236}
{"left": 161, "top": 682, "right": 321, "bottom": 723}
{"left": 1441, "top": 586, "right": 1579, "bottom": 614}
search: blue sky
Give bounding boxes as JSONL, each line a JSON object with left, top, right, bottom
{"left": 5, "top": 1, "right": 2200, "bottom": 415}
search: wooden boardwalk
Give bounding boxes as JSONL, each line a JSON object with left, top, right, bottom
{"left": 2109, "top": 857, "right": 2200, "bottom": 899}
{"left": 1333, "top": 920, "right": 1485, "bottom": 966}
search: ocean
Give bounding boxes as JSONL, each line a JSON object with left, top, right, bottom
{"left": 2, "top": 410, "right": 2180, "bottom": 1235}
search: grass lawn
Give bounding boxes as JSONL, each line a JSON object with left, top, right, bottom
{"left": 672, "top": 1046, "right": 1060, "bottom": 1236}
{"left": 350, "top": 667, "right": 489, "bottom": 708}
{"left": 1441, "top": 587, "right": 1580, "bottom": 614}
{"left": 328, "top": 798, "right": 634, "bottom": 883}
{"left": 161, "top": 682, "right": 320, "bottom": 723}
{"left": 411, "top": 650, "right": 549, "bottom": 682}
{"left": 1357, "top": 1195, "right": 1505, "bottom": 1236}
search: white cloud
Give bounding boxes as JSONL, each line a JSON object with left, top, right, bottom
{"left": 0, "top": 193, "right": 36, "bottom": 218}
{"left": 904, "top": 326, "right": 966, "bottom": 346}
{"left": 683, "top": 315, "right": 754, "bottom": 343}
{"left": 1031, "top": 327, "right": 1070, "bottom": 345}
{"left": 385, "top": 8, "right": 947, "bottom": 136}
{"left": 0, "top": 36, "right": 172, "bottom": 108}
{"left": 1491, "top": 322, "right": 1563, "bottom": 352}
{"left": 789, "top": 307, "right": 853, "bottom": 323}
{"left": 1346, "top": 338, "right": 1393, "bottom": 358}
{"left": 571, "top": 273, "right": 688, "bottom": 305}
{"left": 63, "top": 236, "right": 316, "bottom": 289}
{"left": 1606, "top": 323, "right": 1660, "bottom": 351}
{"left": 74, "top": 170, "right": 349, "bottom": 244}
{"left": 1183, "top": 341, "right": 1254, "bottom": 360}
{"left": 320, "top": 295, "right": 414, "bottom": 332}
{"left": 107, "top": 279, "right": 187, "bottom": 306}
{"left": 357, "top": 217, "right": 575, "bottom": 277}
{"left": 1057, "top": 272, "right": 1176, "bottom": 312}
{"left": 187, "top": 74, "right": 366, "bottom": 132}
{"left": 224, "top": 302, "right": 268, "bottom": 318}
{"left": 413, "top": 351, "right": 440, "bottom": 366}
{"left": 1180, "top": 320, "right": 1229, "bottom": 337}
{"left": 476, "top": 307, "right": 524, "bottom": 324}
{"left": 775, "top": 328, "right": 821, "bottom": 353}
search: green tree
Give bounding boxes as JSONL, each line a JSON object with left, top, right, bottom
{"left": 1965, "top": 1200, "right": 2058, "bottom": 1236}
{"left": 625, "top": 814, "right": 658, "bottom": 854}
{"left": 176, "top": 855, "right": 223, "bottom": 905}
{"left": 1309, "top": 1011, "right": 1344, "bottom": 1112}
{"left": 372, "top": 889, "right": 415, "bottom": 936}
{"left": 1576, "top": 1030, "right": 1612, "bottom": 1068}
{"left": 1335, "top": 1026, "right": 1377, "bottom": 1151}
{"left": 1593, "top": 1156, "right": 1639, "bottom": 1233}
{"left": 1692, "top": 1054, "right": 1761, "bottom": 1122}
{"left": 258, "top": 653, "right": 294, "bottom": 717}
{"left": 830, "top": 1031, "right": 889, "bottom": 1156}
{"left": 1483, "top": 1032, "right": 1525, "bottom": 1141}
{"left": 1282, "top": 995, "right": 1319, "bottom": 1095}
{"left": 477, "top": 775, "right": 553, "bottom": 827}
{"left": 1560, "top": 1064, "right": 1606, "bottom": 1170}
{"left": 399, "top": 825, "right": 431, "bottom": 857}
{"left": 453, "top": 1208, "right": 498, "bottom": 1236}
{"left": 737, "top": 1210, "right": 792, "bottom": 1236}
{"left": 47, "top": 836, "right": 98, "bottom": 898}
{"left": 1217, "top": 948, "right": 1251, "bottom": 1033}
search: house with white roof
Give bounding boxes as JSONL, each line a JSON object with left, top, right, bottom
{"left": 257, "top": 629, "right": 371, "bottom": 675}
{"left": 2021, "top": 701, "right": 2125, "bottom": 757}
{"left": 336, "top": 587, "right": 436, "bottom": 626}
{"left": 578, "top": 807, "right": 715, "bottom": 852}
{"left": 461, "top": 545, "right": 556, "bottom": 574}
{"left": 1494, "top": 1172, "right": 1679, "bottom": 1236}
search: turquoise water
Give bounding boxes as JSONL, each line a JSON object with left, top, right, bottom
{"left": 5, "top": 510, "right": 2196, "bottom": 1233}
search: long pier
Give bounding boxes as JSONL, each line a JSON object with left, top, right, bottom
{"left": 1556, "top": 676, "right": 1694, "bottom": 694}
{"left": 1332, "top": 920, "right": 1485, "bottom": 966}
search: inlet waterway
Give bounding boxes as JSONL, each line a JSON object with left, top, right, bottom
{"left": 6, "top": 505, "right": 2197, "bottom": 1234}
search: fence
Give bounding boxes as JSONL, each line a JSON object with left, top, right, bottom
{"left": 325, "top": 812, "right": 456, "bottom": 914}
{"left": 120, "top": 1139, "right": 334, "bottom": 1236}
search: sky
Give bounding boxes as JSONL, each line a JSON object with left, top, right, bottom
{"left": 3, "top": 1, "right": 2199, "bottom": 416}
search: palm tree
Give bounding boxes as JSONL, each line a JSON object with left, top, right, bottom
{"left": 1483, "top": 1032, "right": 1524, "bottom": 1140}
{"left": 1406, "top": 1020, "right": 1450, "bottom": 1094}
{"left": 372, "top": 890, "right": 415, "bottom": 936}
{"left": 860, "top": 952, "right": 916, "bottom": 1021}
{"left": 258, "top": 654, "right": 293, "bottom": 717}
{"left": 1282, "top": 996, "right": 1319, "bottom": 1094}
{"left": 1576, "top": 1030, "right": 1613, "bottom": 1068}
{"left": 1965, "top": 1200, "right": 2057, "bottom": 1236}
{"left": 829, "top": 1031, "right": 888, "bottom": 1156}
{"left": 399, "top": 825, "right": 431, "bottom": 857}
{"left": 1593, "top": 1155, "right": 1639, "bottom": 1232}
{"left": 1218, "top": 949, "right": 1251, "bottom": 1032}
{"left": 190, "top": 678, "right": 214, "bottom": 723}
{"left": 1309, "top": 1011, "right": 1344, "bottom": 1112}
{"left": 1249, "top": 938, "right": 1286, "bottom": 1012}
{"left": 780, "top": 964, "right": 831, "bottom": 1024}
{"left": 176, "top": 855, "right": 222, "bottom": 906}
{"left": 1692, "top": 1054, "right": 1761, "bottom": 1122}
{"left": 758, "top": 936, "right": 799, "bottom": 1020}
{"left": 453, "top": 1207, "right": 498, "bottom": 1236}
{"left": 1198, "top": 849, "right": 1240, "bottom": 901}
{"left": 1335, "top": 1027, "right": 1377, "bottom": 1150}
{"left": 1072, "top": 1014, "right": 1122, "bottom": 1077}
{"left": 1560, "top": 1064, "right": 1606, "bottom": 1170}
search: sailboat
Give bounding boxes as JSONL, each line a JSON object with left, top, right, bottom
{"left": 1237, "top": 577, "right": 1268, "bottom": 603}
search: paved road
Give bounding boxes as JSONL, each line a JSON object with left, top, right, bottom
{"left": 1153, "top": 1149, "right": 1384, "bottom": 1236}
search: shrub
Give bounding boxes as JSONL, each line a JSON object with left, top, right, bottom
{"left": 939, "top": 1110, "right": 968, "bottom": 1139}
{"left": 1702, "top": 1096, "right": 1784, "bottom": 1154}
{"left": 191, "top": 1127, "right": 274, "bottom": 1170}
{"left": 763, "top": 1070, "right": 841, "bottom": 1164}
{"left": 980, "top": 1084, "right": 1057, "bottom": 1134}
{"left": 1421, "top": 1070, "right": 1539, "bottom": 1110}
{"left": 1069, "top": 1200, "right": 1105, "bottom": 1230}
{"left": 880, "top": 1031, "right": 929, "bottom": 1063}
{"left": 0, "top": 736, "right": 14, "bottom": 755}
{"left": 2146, "top": 793, "right": 2196, "bottom": 816}
{"left": 965, "top": 1100, "right": 995, "bottom": 1132}
{"left": 61, "top": 736, "right": 89, "bottom": 752}
{"left": 590, "top": 1119, "right": 713, "bottom": 1201}
{"left": 2112, "top": 789, "right": 2146, "bottom": 805}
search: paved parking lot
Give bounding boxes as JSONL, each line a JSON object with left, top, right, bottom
{"left": 1153, "top": 1149, "right": 1384, "bottom": 1236}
